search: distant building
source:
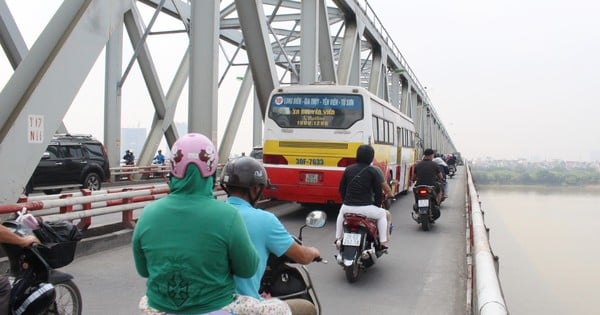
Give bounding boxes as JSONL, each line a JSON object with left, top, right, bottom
{"left": 122, "top": 127, "right": 147, "bottom": 161}
{"left": 591, "top": 150, "right": 600, "bottom": 162}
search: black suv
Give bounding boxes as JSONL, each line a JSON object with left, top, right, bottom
{"left": 25, "top": 134, "right": 111, "bottom": 195}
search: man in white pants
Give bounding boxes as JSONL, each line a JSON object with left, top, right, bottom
{"left": 335, "top": 145, "right": 392, "bottom": 251}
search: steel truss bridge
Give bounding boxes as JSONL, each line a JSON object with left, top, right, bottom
{"left": 0, "top": 0, "right": 456, "bottom": 206}
{"left": 0, "top": 3, "right": 510, "bottom": 314}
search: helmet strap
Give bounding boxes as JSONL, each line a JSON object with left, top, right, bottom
{"left": 247, "top": 186, "right": 264, "bottom": 206}
{"left": 220, "top": 184, "right": 231, "bottom": 196}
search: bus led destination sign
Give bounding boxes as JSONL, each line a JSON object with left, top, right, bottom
{"left": 269, "top": 93, "right": 363, "bottom": 129}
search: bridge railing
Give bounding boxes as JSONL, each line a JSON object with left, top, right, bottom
{"left": 466, "top": 162, "right": 509, "bottom": 315}
{"left": 1, "top": 185, "right": 171, "bottom": 230}
{"left": 109, "top": 164, "right": 171, "bottom": 182}
{"left": 2, "top": 183, "right": 231, "bottom": 231}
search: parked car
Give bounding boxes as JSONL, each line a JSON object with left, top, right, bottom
{"left": 25, "top": 134, "right": 111, "bottom": 195}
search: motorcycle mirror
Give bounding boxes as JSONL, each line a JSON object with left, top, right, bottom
{"left": 305, "top": 211, "right": 327, "bottom": 228}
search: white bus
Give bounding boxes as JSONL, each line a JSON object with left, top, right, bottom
{"left": 262, "top": 84, "right": 416, "bottom": 205}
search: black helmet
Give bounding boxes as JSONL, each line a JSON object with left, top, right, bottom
{"left": 220, "top": 156, "right": 268, "bottom": 189}
{"left": 220, "top": 157, "right": 269, "bottom": 206}
{"left": 356, "top": 145, "right": 374, "bottom": 164}
{"left": 11, "top": 279, "right": 56, "bottom": 315}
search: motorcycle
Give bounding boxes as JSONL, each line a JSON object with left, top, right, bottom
{"left": 447, "top": 164, "right": 457, "bottom": 178}
{"left": 260, "top": 210, "right": 326, "bottom": 315}
{"left": 335, "top": 199, "right": 391, "bottom": 283}
{"left": 411, "top": 185, "right": 440, "bottom": 231}
{"left": 2, "top": 220, "right": 83, "bottom": 315}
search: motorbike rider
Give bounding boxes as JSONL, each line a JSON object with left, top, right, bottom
{"left": 445, "top": 153, "right": 457, "bottom": 167}
{"left": 220, "top": 156, "right": 321, "bottom": 315}
{"left": 335, "top": 144, "right": 392, "bottom": 253}
{"left": 123, "top": 149, "right": 135, "bottom": 166}
{"left": 153, "top": 149, "right": 165, "bottom": 165}
{"left": 411, "top": 148, "right": 444, "bottom": 219}
{"left": 132, "top": 133, "right": 262, "bottom": 315}
{"left": 0, "top": 223, "right": 40, "bottom": 313}
{"left": 432, "top": 152, "right": 449, "bottom": 198}
{"left": 445, "top": 153, "right": 457, "bottom": 176}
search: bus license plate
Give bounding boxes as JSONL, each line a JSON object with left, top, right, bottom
{"left": 418, "top": 199, "right": 429, "bottom": 207}
{"left": 342, "top": 233, "right": 361, "bottom": 246}
{"left": 305, "top": 173, "right": 319, "bottom": 183}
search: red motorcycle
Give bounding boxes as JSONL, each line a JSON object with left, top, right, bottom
{"left": 335, "top": 199, "right": 392, "bottom": 283}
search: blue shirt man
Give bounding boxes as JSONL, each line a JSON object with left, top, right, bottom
{"left": 227, "top": 196, "right": 294, "bottom": 298}
{"left": 153, "top": 150, "right": 165, "bottom": 164}
{"left": 220, "top": 156, "right": 320, "bottom": 315}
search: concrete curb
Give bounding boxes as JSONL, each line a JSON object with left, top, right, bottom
{"left": 75, "top": 228, "right": 134, "bottom": 258}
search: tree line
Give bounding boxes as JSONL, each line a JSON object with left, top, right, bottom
{"left": 470, "top": 163, "right": 600, "bottom": 186}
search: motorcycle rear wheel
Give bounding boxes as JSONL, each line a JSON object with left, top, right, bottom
{"left": 345, "top": 261, "right": 360, "bottom": 283}
{"left": 420, "top": 213, "right": 430, "bottom": 231}
{"left": 50, "top": 280, "right": 83, "bottom": 315}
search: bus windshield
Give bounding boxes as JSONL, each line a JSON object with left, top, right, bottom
{"left": 268, "top": 93, "right": 363, "bottom": 129}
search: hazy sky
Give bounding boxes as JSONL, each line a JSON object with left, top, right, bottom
{"left": 369, "top": 0, "right": 600, "bottom": 161}
{"left": 2, "top": 1, "right": 599, "bottom": 161}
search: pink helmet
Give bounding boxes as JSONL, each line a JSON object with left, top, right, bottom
{"left": 169, "top": 133, "right": 218, "bottom": 179}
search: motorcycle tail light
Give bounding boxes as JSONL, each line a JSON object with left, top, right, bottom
{"left": 417, "top": 188, "right": 429, "bottom": 196}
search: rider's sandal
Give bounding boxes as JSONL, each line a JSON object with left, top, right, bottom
{"left": 376, "top": 245, "right": 389, "bottom": 256}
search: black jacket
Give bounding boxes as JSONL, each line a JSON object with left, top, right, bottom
{"left": 339, "top": 163, "right": 384, "bottom": 206}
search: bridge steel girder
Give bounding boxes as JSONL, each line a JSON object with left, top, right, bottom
{"left": 415, "top": 95, "right": 426, "bottom": 150}
{"left": 0, "top": 0, "right": 132, "bottom": 203}
{"left": 299, "top": 0, "right": 318, "bottom": 84}
{"left": 234, "top": 0, "right": 278, "bottom": 119}
{"left": 0, "top": 0, "right": 27, "bottom": 69}
{"left": 189, "top": 0, "right": 219, "bottom": 143}
{"left": 219, "top": 67, "right": 253, "bottom": 163}
{"left": 0, "top": 0, "right": 458, "bottom": 204}
{"left": 335, "top": 12, "right": 359, "bottom": 86}
{"left": 104, "top": 21, "right": 124, "bottom": 169}
{"left": 141, "top": 46, "right": 189, "bottom": 168}
{"left": 122, "top": 6, "right": 183, "bottom": 165}
{"left": 367, "top": 44, "right": 381, "bottom": 94}
{"left": 318, "top": 1, "right": 337, "bottom": 83}
{"left": 0, "top": 0, "right": 68, "bottom": 136}
{"left": 389, "top": 71, "right": 401, "bottom": 110}
{"left": 298, "top": 0, "right": 336, "bottom": 84}
{"left": 399, "top": 76, "right": 411, "bottom": 116}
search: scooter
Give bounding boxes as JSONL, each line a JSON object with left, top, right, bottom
{"left": 411, "top": 185, "right": 440, "bottom": 231}
{"left": 2, "top": 220, "right": 83, "bottom": 315}
{"left": 335, "top": 199, "right": 391, "bottom": 283}
{"left": 260, "top": 210, "right": 327, "bottom": 315}
{"left": 447, "top": 164, "right": 457, "bottom": 178}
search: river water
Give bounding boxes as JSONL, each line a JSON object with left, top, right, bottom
{"left": 476, "top": 185, "right": 600, "bottom": 315}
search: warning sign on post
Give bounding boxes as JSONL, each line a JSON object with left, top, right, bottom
{"left": 28, "top": 115, "right": 44, "bottom": 143}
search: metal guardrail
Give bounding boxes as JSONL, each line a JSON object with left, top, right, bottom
{"left": 465, "top": 162, "right": 509, "bottom": 315}
{"left": 109, "top": 164, "right": 171, "bottom": 182}
{"left": 2, "top": 182, "right": 231, "bottom": 231}
{"left": 1, "top": 185, "right": 171, "bottom": 230}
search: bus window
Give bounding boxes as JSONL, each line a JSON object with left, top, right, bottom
{"left": 373, "top": 116, "right": 394, "bottom": 145}
{"left": 268, "top": 93, "right": 363, "bottom": 129}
